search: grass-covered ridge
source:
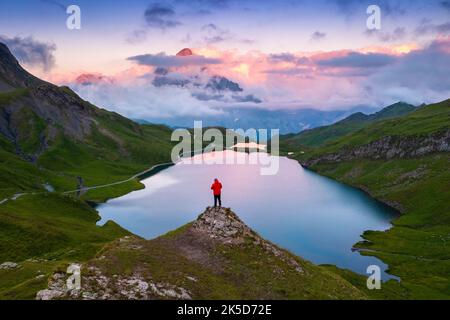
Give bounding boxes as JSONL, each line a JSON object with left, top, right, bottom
{"left": 0, "top": 98, "right": 175, "bottom": 198}
{"left": 0, "top": 97, "right": 176, "bottom": 296}
{"left": 280, "top": 102, "right": 417, "bottom": 149}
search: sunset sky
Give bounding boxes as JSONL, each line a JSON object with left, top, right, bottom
{"left": 1, "top": 0, "right": 449, "bottom": 119}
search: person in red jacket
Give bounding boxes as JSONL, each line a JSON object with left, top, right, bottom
{"left": 211, "top": 178, "right": 223, "bottom": 208}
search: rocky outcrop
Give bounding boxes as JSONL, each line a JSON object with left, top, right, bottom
{"left": 302, "top": 130, "right": 450, "bottom": 167}
{"left": 35, "top": 272, "right": 68, "bottom": 300}
{"left": 36, "top": 262, "right": 192, "bottom": 300}
{"left": 192, "top": 207, "right": 304, "bottom": 273}
{"left": 192, "top": 207, "right": 256, "bottom": 244}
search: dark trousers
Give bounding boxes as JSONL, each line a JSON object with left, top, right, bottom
{"left": 214, "top": 194, "right": 222, "bottom": 207}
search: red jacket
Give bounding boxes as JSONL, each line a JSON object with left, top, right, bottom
{"left": 211, "top": 180, "right": 222, "bottom": 196}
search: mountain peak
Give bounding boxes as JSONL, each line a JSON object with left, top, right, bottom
{"left": 340, "top": 112, "right": 369, "bottom": 123}
{"left": 176, "top": 48, "right": 193, "bottom": 56}
{"left": 372, "top": 102, "right": 416, "bottom": 120}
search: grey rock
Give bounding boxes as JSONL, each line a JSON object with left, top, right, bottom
{"left": 36, "top": 289, "right": 65, "bottom": 301}
{"left": 0, "top": 261, "right": 19, "bottom": 270}
{"left": 193, "top": 207, "right": 304, "bottom": 273}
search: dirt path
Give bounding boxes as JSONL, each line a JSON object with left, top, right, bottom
{"left": 0, "top": 161, "right": 178, "bottom": 205}
{"left": 0, "top": 148, "right": 212, "bottom": 205}
{"left": 62, "top": 161, "right": 175, "bottom": 196}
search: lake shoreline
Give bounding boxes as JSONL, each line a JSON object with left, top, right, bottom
{"left": 290, "top": 157, "right": 403, "bottom": 281}
{"left": 295, "top": 158, "right": 403, "bottom": 216}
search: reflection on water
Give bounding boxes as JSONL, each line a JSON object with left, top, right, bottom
{"left": 98, "top": 151, "right": 398, "bottom": 280}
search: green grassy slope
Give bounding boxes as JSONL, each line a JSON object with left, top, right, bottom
{"left": 0, "top": 102, "right": 175, "bottom": 296}
{"left": 0, "top": 43, "right": 176, "bottom": 200}
{"left": 286, "top": 99, "right": 450, "bottom": 299}
{"left": 0, "top": 95, "right": 175, "bottom": 200}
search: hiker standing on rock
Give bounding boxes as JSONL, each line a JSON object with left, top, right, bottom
{"left": 211, "top": 178, "right": 223, "bottom": 208}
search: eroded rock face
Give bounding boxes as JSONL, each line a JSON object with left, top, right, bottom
{"left": 192, "top": 207, "right": 255, "bottom": 244}
{"left": 302, "top": 130, "right": 450, "bottom": 167}
{"left": 205, "top": 76, "right": 243, "bottom": 93}
{"left": 0, "top": 43, "right": 142, "bottom": 164}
